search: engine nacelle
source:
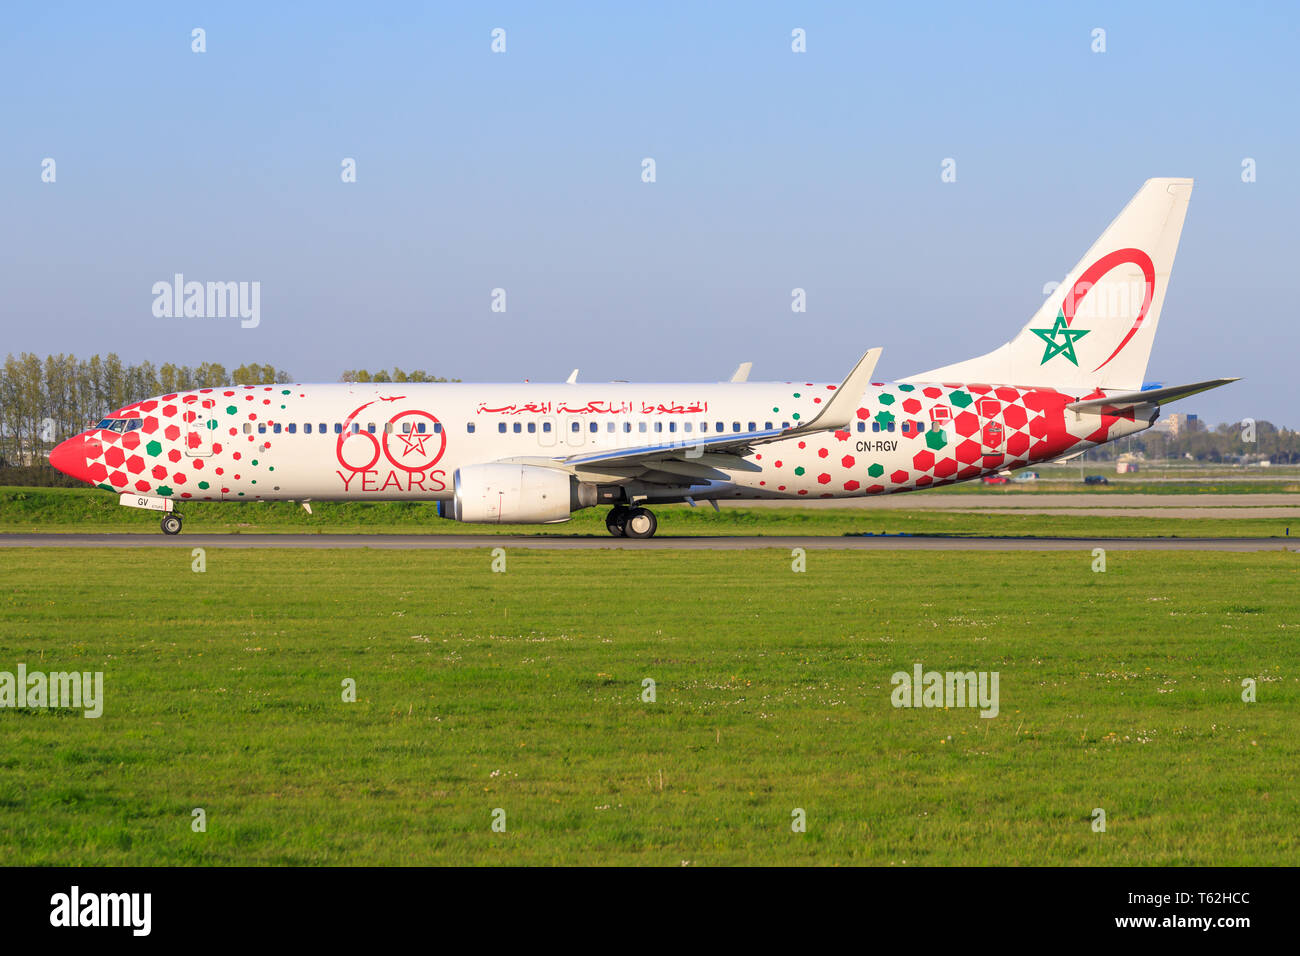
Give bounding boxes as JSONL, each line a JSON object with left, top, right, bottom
{"left": 451, "top": 463, "right": 574, "bottom": 524}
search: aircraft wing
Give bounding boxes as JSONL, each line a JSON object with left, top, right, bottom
{"left": 494, "top": 348, "right": 881, "bottom": 485}
{"left": 557, "top": 348, "right": 880, "bottom": 471}
{"left": 1066, "top": 377, "right": 1239, "bottom": 413}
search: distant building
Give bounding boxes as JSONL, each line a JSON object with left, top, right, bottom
{"left": 1164, "top": 412, "right": 1199, "bottom": 437}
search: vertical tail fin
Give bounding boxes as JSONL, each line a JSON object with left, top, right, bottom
{"left": 904, "top": 178, "right": 1193, "bottom": 391}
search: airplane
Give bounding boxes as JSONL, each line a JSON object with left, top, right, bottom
{"left": 49, "top": 178, "right": 1235, "bottom": 538}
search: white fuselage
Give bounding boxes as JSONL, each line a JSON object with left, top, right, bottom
{"left": 77, "top": 379, "right": 1151, "bottom": 508}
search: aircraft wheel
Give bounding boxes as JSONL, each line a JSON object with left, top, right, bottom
{"left": 623, "top": 507, "right": 657, "bottom": 539}
{"left": 161, "top": 514, "right": 183, "bottom": 535}
{"left": 605, "top": 506, "right": 628, "bottom": 537}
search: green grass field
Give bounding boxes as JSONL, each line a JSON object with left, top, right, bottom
{"left": 1, "top": 486, "right": 1296, "bottom": 538}
{"left": 1, "top": 547, "right": 1296, "bottom": 865}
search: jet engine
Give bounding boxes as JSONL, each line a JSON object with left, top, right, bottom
{"left": 450, "top": 463, "right": 575, "bottom": 524}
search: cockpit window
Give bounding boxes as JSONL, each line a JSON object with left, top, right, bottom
{"left": 95, "top": 418, "right": 143, "bottom": 432}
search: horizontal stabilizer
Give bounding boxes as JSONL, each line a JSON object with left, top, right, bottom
{"left": 1066, "top": 377, "right": 1239, "bottom": 413}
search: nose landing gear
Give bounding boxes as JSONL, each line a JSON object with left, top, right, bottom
{"left": 607, "top": 506, "right": 657, "bottom": 539}
{"left": 160, "top": 513, "right": 183, "bottom": 535}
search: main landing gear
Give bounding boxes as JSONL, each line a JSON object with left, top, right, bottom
{"left": 160, "top": 513, "right": 183, "bottom": 535}
{"left": 606, "top": 505, "right": 657, "bottom": 539}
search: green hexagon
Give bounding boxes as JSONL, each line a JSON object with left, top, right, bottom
{"left": 897, "top": 384, "right": 915, "bottom": 392}
{"left": 198, "top": 480, "right": 210, "bottom": 490}
{"left": 146, "top": 440, "right": 162, "bottom": 456}
{"left": 226, "top": 405, "right": 238, "bottom": 415}
{"left": 156, "top": 485, "right": 173, "bottom": 496}
{"left": 926, "top": 429, "right": 948, "bottom": 451}
{"left": 794, "top": 466, "right": 806, "bottom": 476}
{"left": 878, "top": 392, "right": 895, "bottom": 406}
{"left": 867, "top": 463, "right": 884, "bottom": 478}
{"left": 949, "top": 389, "right": 973, "bottom": 408}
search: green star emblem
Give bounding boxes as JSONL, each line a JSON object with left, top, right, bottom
{"left": 1031, "top": 311, "right": 1090, "bottom": 366}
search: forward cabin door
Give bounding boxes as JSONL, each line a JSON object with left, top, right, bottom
{"left": 185, "top": 398, "right": 217, "bottom": 457}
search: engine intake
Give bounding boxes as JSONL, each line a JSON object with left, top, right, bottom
{"left": 451, "top": 463, "right": 574, "bottom": 524}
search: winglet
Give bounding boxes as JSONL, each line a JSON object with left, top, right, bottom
{"left": 566, "top": 369, "right": 579, "bottom": 384}
{"left": 790, "top": 348, "right": 881, "bottom": 433}
{"left": 730, "top": 362, "right": 752, "bottom": 383}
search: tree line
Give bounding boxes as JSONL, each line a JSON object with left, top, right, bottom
{"left": 0, "top": 354, "right": 456, "bottom": 472}
{"left": 1088, "top": 419, "right": 1300, "bottom": 464}
{"left": 0, "top": 352, "right": 1294, "bottom": 477}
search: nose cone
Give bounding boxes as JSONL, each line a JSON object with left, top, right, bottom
{"left": 49, "top": 435, "right": 103, "bottom": 484}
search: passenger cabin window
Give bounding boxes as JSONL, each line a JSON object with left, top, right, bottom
{"left": 732, "top": 422, "right": 741, "bottom": 432}
{"left": 513, "top": 423, "right": 521, "bottom": 433}
{"left": 499, "top": 423, "right": 507, "bottom": 434}
{"left": 527, "top": 422, "right": 536, "bottom": 433}
{"left": 287, "top": 423, "right": 297, "bottom": 434}
{"left": 258, "top": 423, "right": 267, "bottom": 434}
{"left": 467, "top": 423, "right": 475, "bottom": 434}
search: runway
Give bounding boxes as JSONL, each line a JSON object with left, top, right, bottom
{"left": 0, "top": 533, "right": 1293, "bottom": 552}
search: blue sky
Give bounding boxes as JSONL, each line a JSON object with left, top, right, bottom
{"left": 3, "top": 2, "right": 1296, "bottom": 425}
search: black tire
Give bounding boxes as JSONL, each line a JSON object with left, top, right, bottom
{"left": 161, "top": 514, "right": 182, "bottom": 535}
{"left": 605, "top": 507, "right": 628, "bottom": 537}
{"left": 623, "top": 507, "right": 657, "bottom": 539}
